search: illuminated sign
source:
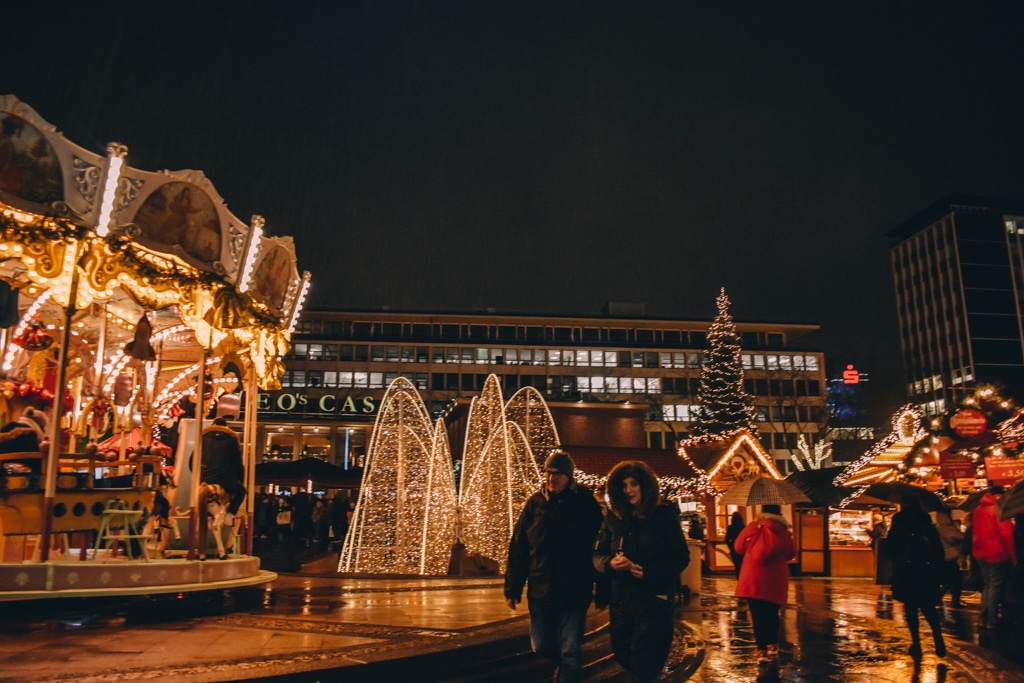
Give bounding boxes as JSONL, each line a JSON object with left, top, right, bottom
{"left": 984, "top": 456, "right": 1024, "bottom": 485}
{"left": 258, "top": 393, "right": 378, "bottom": 416}
{"left": 949, "top": 408, "right": 987, "bottom": 438}
{"left": 842, "top": 364, "right": 860, "bottom": 385}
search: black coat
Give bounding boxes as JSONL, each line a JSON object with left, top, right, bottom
{"left": 197, "top": 424, "right": 244, "bottom": 487}
{"left": 505, "top": 482, "right": 604, "bottom": 608}
{"left": 887, "top": 507, "right": 944, "bottom": 605}
{"left": 594, "top": 504, "right": 690, "bottom": 603}
{"left": 593, "top": 504, "right": 689, "bottom": 679}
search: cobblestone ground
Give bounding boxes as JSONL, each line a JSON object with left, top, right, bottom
{"left": 684, "top": 575, "right": 1024, "bottom": 683}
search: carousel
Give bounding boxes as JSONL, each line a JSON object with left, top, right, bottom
{"left": 0, "top": 94, "right": 309, "bottom": 598}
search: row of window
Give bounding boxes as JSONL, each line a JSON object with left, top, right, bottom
{"left": 290, "top": 343, "right": 820, "bottom": 373}
{"left": 293, "top": 320, "right": 725, "bottom": 346}
{"left": 279, "top": 370, "right": 822, "bottom": 401}
{"left": 654, "top": 404, "right": 824, "bottom": 424}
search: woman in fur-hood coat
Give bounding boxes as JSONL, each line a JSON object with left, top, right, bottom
{"left": 593, "top": 460, "right": 689, "bottom": 682}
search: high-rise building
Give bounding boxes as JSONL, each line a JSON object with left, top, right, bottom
{"left": 889, "top": 195, "right": 1024, "bottom": 415}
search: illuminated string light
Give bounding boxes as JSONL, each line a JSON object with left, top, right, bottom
{"left": 287, "top": 271, "right": 311, "bottom": 333}
{"left": 835, "top": 405, "right": 924, "bottom": 486}
{"left": 340, "top": 377, "right": 457, "bottom": 574}
{"left": 2, "top": 290, "right": 52, "bottom": 371}
{"left": 238, "top": 217, "right": 264, "bottom": 293}
{"left": 459, "top": 375, "right": 542, "bottom": 572}
{"left": 95, "top": 144, "right": 127, "bottom": 237}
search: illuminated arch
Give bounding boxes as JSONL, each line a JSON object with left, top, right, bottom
{"left": 340, "top": 377, "right": 440, "bottom": 574}
{"left": 505, "top": 386, "right": 560, "bottom": 466}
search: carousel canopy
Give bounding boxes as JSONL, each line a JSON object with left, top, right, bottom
{"left": 0, "top": 94, "right": 313, "bottom": 431}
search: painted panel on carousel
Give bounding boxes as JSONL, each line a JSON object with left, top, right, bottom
{"left": 111, "top": 166, "right": 251, "bottom": 278}
{"left": 0, "top": 94, "right": 106, "bottom": 220}
{"left": 249, "top": 236, "right": 299, "bottom": 318}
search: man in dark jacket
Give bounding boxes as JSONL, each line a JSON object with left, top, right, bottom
{"left": 505, "top": 450, "right": 604, "bottom": 683}
{"left": 198, "top": 417, "right": 245, "bottom": 524}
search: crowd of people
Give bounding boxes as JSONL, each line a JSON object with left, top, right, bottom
{"left": 251, "top": 489, "right": 353, "bottom": 551}
{"left": 878, "top": 484, "right": 1022, "bottom": 662}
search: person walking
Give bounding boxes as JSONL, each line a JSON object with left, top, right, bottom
{"left": 887, "top": 496, "right": 945, "bottom": 661}
{"left": 724, "top": 512, "right": 746, "bottom": 578}
{"left": 505, "top": 449, "right": 604, "bottom": 683}
{"left": 933, "top": 509, "right": 965, "bottom": 607}
{"left": 733, "top": 503, "right": 796, "bottom": 669}
{"left": 972, "top": 486, "right": 1017, "bottom": 628}
{"left": 594, "top": 460, "right": 689, "bottom": 683}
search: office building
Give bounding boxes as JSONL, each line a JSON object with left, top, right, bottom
{"left": 255, "top": 309, "right": 827, "bottom": 476}
{"left": 890, "top": 196, "right": 1024, "bottom": 414}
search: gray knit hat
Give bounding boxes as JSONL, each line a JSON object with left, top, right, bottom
{"left": 543, "top": 449, "right": 575, "bottom": 479}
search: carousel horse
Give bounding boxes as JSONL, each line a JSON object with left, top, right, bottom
{"left": 198, "top": 482, "right": 242, "bottom": 560}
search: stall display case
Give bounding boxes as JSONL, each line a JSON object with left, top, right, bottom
{"left": 829, "top": 509, "right": 873, "bottom": 547}
{"left": 829, "top": 509, "right": 875, "bottom": 576}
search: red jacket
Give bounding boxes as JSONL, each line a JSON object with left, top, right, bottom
{"left": 733, "top": 514, "right": 796, "bottom": 606}
{"left": 972, "top": 493, "right": 1017, "bottom": 565}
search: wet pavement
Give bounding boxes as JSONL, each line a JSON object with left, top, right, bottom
{"left": 0, "top": 570, "right": 1022, "bottom": 682}
{"left": 689, "top": 575, "right": 1024, "bottom": 682}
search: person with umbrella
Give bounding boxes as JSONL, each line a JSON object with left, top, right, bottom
{"left": 732, "top": 503, "right": 796, "bottom": 669}
{"left": 886, "top": 496, "right": 945, "bottom": 661}
{"left": 717, "top": 476, "right": 807, "bottom": 669}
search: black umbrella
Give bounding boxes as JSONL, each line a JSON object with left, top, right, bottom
{"left": 863, "top": 482, "right": 945, "bottom": 512}
{"left": 954, "top": 490, "right": 988, "bottom": 513}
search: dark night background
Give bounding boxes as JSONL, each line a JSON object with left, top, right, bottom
{"left": 6, "top": 1, "right": 1024, "bottom": 423}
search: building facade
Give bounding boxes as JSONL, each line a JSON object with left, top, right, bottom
{"left": 890, "top": 196, "right": 1024, "bottom": 415}
{"left": 255, "top": 309, "right": 828, "bottom": 476}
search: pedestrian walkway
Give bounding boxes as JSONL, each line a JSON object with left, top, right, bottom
{"left": 0, "top": 573, "right": 1022, "bottom": 682}
{"left": 688, "top": 575, "right": 1024, "bottom": 682}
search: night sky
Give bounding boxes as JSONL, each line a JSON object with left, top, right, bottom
{"left": 7, "top": 1, "right": 1024, "bottom": 420}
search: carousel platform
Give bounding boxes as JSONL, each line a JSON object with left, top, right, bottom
{"left": 0, "top": 555, "right": 275, "bottom": 600}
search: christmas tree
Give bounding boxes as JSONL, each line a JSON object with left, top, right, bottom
{"left": 690, "top": 288, "right": 757, "bottom": 439}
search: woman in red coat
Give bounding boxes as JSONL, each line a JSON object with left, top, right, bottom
{"left": 733, "top": 504, "right": 796, "bottom": 667}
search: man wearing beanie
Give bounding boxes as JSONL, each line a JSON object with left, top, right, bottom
{"left": 505, "top": 449, "right": 603, "bottom": 683}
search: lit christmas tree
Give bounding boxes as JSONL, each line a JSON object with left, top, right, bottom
{"left": 690, "top": 288, "right": 757, "bottom": 440}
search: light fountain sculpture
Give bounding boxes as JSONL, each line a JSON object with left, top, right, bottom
{"left": 455, "top": 375, "right": 544, "bottom": 572}
{"left": 341, "top": 374, "right": 554, "bottom": 574}
{"left": 339, "top": 377, "right": 458, "bottom": 574}
{"left": 504, "top": 386, "right": 561, "bottom": 468}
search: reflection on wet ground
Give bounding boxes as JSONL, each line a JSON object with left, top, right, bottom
{"left": 1, "top": 573, "right": 1023, "bottom": 682}
{"left": 688, "top": 575, "right": 1024, "bottom": 683}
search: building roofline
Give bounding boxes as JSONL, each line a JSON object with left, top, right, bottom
{"left": 301, "top": 308, "right": 821, "bottom": 336}
{"left": 887, "top": 194, "right": 1024, "bottom": 242}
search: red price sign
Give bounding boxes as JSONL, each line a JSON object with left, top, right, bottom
{"left": 940, "top": 453, "right": 975, "bottom": 479}
{"left": 984, "top": 456, "right": 1024, "bottom": 485}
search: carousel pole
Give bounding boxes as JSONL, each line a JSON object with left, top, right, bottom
{"left": 243, "top": 363, "right": 259, "bottom": 555}
{"left": 186, "top": 346, "right": 208, "bottom": 560}
{"left": 39, "top": 243, "right": 83, "bottom": 562}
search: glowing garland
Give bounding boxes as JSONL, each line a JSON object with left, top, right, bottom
{"left": 834, "top": 405, "right": 923, "bottom": 486}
